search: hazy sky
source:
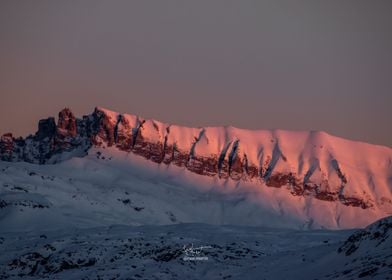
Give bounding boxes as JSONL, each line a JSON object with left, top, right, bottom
{"left": 0, "top": 1, "right": 391, "bottom": 147}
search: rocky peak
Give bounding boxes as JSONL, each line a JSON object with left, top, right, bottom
{"left": 1, "top": 133, "right": 13, "bottom": 142}
{"left": 91, "top": 107, "right": 119, "bottom": 146}
{"left": 57, "top": 108, "right": 77, "bottom": 137}
{"left": 35, "top": 117, "right": 56, "bottom": 140}
{"left": 0, "top": 133, "right": 14, "bottom": 160}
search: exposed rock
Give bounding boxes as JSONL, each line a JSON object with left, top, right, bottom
{"left": 340, "top": 196, "right": 373, "bottom": 209}
{"left": 0, "top": 133, "right": 14, "bottom": 160}
{"left": 92, "top": 107, "right": 117, "bottom": 146}
{"left": 57, "top": 108, "right": 77, "bottom": 137}
{"left": 266, "top": 173, "right": 292, "bottom": 188}
{"left": 131, "top": 120, "right": 165, "bottom": 163}
{"left": 171, "top": 146, "right": 189, "bottom": 167}
{"left": 229, "top": 154, "right": 244, "bottom": 180}
{"left": 35, "top": 118, "right": 56, "bottom": 140}
{"left": 340, "top": 215, "right": 392, "bottom": 253}
{"left": 114, "top": 115, "right": 133, "bottom": 151}
{"left": 187, "top": 155, "right": 218, "bottom": 176}
{"left": 246, "top": 164, "right": 259, "bottom": 179}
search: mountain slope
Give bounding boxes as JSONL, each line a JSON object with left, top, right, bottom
{"left": 0, "top": 107, "right": 391, "bottom": 229}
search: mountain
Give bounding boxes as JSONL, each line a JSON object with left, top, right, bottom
{"left": 0, "top": 107, "right": 391, "bottom": 229}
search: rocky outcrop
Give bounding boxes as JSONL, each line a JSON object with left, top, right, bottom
{"left": 0, "top": 107, "right": 386, "bottom": 210}
{"left": 114, "top": 115, "right": 133, "bottom": 152}
{"left": 0, "top": 133, "right": 14, "bottom": 161}
{"left": 92, "top": 107, "right": 117, "bottom": 146}
{"left": 0, "top": 109, "right": 89, "bottom": 164}
{"left": 36, "top": 118, "right": 56, "bottom": 140}
{"left": 320, "top": 216, "right": 392, "bottom": 279}
{"left": 338, "top": 215, "right": 392, "bottom": 256}
{"left": 57, "top": 108, "right": 77, "bottom": 137}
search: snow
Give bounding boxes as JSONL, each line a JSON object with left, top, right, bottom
{"left": 0, "top": 144, "right": 388, "bottom": 233}
{"left": 0, "top": 220, "right": 390, "bottom": 279}
{"left": 95, "top": 107, "right": 120, "bottom": 123}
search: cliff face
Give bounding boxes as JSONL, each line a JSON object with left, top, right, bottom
{"left": 1, "top": 107, "right": 392, "bottom": 212}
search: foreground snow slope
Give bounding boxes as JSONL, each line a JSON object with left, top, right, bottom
{"left": 0, "top": 217, "right": 391, "bottom": 280}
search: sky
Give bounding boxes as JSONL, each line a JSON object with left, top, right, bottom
{"left": 0, "top": 1, "right": 391, "bottom": 147}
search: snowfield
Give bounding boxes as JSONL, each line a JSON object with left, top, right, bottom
{"left": 0, "top": 219, "right": 391, "bottom": 279}
{"left": 0, "top": 146, "right": 389, "bottom": 231}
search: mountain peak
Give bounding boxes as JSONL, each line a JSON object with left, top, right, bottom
{"left": 57, "top": 107, "right": 77, "bottom": 137}
{"left": 36, "top": 117, "right": 56, "bottom": 140}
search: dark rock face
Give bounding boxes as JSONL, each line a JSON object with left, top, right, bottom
{"left": 340, "top": 196, "right": 372, "bottom": 209}
{"left": 338, "top": 216, "right": 392, "bottom": 256}
{"left": 92, "top": 108, "right": 117, "bottom": 146}
{"left": 246, "top": 164, "right": 259, "bottom": 179}
{"left": 54, "top": 108, "right": 81, "bottom": 153}
{"left": 114, "top": 115, "right": 133, "bottom": 151}
{"left": 171, "top": 146, "right": 189, "bottom": 167}
{"left": 0, "top": 107, "right": 375, "bottom": 209}
{"left": 329, "top": 216, "right": 392, "bottom": 279}
{"left": 36, "top": 118, "right": 56, "bottom": 140}
{"left": 131, "top": 121, "right": 165, "bottom": 163}
{"left": 0, "top": 133, "right": 14, "bottom": 161}
{"left": 187, "top": 155, "right": 218, "bottom": 176}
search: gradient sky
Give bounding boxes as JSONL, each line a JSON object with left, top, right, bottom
{"left": 0, "top": 1, "right": 391, "bottom": 147}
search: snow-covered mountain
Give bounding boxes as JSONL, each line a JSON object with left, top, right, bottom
{"left": 0, "top": 107, "right": 391, "bottom": 229}
{"left": 1, "top": 107, "right": 391, "bottom": 279}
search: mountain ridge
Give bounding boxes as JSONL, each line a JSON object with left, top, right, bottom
{"left": 1, "top": 107, "right": 391, "bottom": 219}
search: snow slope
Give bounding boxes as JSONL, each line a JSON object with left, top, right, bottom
{"left": 0, "top": 144, "right": 389, "bottom": 231}
{"left": 0, "top": 217, "right": 391, "bottom": 280}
